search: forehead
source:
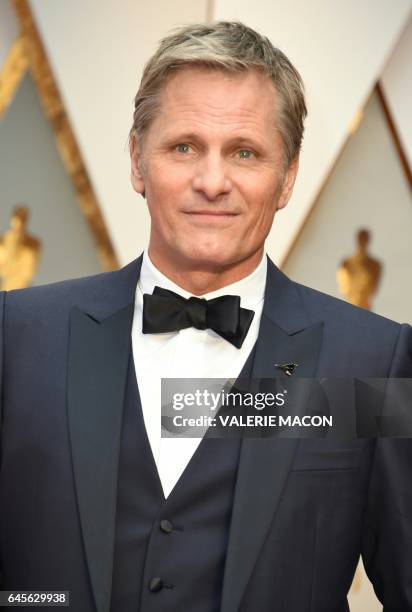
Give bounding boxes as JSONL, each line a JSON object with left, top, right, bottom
{"left": 151, "top": 66, "right": 278, "bottom": 136}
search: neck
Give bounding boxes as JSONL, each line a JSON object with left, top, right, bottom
{"left": 147, "top": 247, "right": 264, "bottom": 295}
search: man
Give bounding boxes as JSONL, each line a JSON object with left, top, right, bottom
{"left": 0, "top": 21, "right": 411, "bottom": 612}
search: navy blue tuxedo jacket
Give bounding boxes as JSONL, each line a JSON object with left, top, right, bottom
{"left": 1, "top": 254, "right": 412, "bottom": 611}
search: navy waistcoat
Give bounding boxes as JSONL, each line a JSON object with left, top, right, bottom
{"left": 110, "top": 344, "right": 256, "bottom": 612}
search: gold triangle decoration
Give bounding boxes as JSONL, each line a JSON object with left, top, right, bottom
{"left": 0, "top": 0, "right": 118, "bottom": 271}
{"left": 0, "top": 34, "right": 28, "bottom": 118}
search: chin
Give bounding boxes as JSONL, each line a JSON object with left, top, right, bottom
{"left": 180, "top": 243, "right": 238, "bottom": 269}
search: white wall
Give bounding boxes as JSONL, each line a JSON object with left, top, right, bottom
{"left": 29, "top": 0, "right": 209, "bottom": 265}
{"left": 381, "top": 14, "right": 412, "bottom": 168}
{"left": 0, "top": 73, "right": 102, "bottom": 283}
{"left": 0, "top": 0, "right": 19, "bottom": 69}
{"left": 283, "top": 90, "right": 412, "bottom": 325}
{"left": 214, "top": 0, "right": 412, "bottom": 265}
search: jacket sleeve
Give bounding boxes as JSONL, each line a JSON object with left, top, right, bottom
{"left": 361, "top": 323, "right": 412, "bottom": 610}
{"left": 0, "top": 290, "right": 5, "bottom": 590}
{"left": 0, "top": 290, "right": 5, "bottom": 460}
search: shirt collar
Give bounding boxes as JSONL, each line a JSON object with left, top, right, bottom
{"left": 138, "top": 249, "right": 267, "bottom": 309}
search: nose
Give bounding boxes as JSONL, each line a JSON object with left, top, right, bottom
{"left": 192, "top": 154, "right": 232, "bottom": 200}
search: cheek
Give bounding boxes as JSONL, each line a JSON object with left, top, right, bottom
{"left": 146, "top": 177, "right": 188, "bottom": 235}
{"left": 239, "top": 171, "right": 279, "bottom": 210}
{"left": 243, "top": 185, "right": 278, "bottom": 224}
{"left": 147, "top": 164, "right": 189, "bottom": 207}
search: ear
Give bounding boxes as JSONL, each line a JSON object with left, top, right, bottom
{"left": 130, "top": 133, "right": 146, "bottom": 196}
{"left": 276, "top": 155, "right": 299, "bottom": 211}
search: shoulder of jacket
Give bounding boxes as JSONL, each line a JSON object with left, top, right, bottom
{"left": 293, "top": 280, "right": 401, "bottom": 337}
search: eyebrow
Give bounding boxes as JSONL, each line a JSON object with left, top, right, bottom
{"left": 162, "top": 131, "right": 267, "bottom": 150}
{"left": 162, "top": 132, "right": 201, "bottom": 144}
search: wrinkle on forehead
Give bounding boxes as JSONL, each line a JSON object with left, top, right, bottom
{"left": 153, "top": 67, "right": 278, "bottom": 138}
{"left": 163, "top": 110, "right": 267, "bottom": 137}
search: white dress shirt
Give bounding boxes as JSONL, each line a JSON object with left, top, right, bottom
{"left": 132, "top": 250, "right": 267, "bottom": 498}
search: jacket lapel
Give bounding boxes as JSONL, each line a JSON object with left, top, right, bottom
{"left": 67, "top": 257, "right": 141, "bottom": 612}
{"left": 221, "top": 258, "right": 324, "bottom": 612}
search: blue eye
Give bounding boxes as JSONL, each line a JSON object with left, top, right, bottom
{"left": 175, "top": 144, "right": 190, "bottom": 153}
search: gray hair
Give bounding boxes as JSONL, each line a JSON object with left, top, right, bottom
{"left": 130, "top": 21, "right": 307, "bottom": 168}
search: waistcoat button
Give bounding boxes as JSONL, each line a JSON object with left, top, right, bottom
{"left": 149, "top": 577, "right": 164, "bottom": 592}
{"left": 159, "top": 519, "right": 174, "bottom": 534}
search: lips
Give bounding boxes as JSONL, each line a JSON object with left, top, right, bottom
{"left": 183, "top": 210, "right": 238, "bottom": 216}
{"left": 183, "top": 211, "right": 239, "bottom": 227}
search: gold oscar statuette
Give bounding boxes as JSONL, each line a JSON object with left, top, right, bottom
{"left": 0, "top": 205, "right": 41, "bottom": 290}
{"left": 337, "top": 229, "right": 382, "bottom": 310}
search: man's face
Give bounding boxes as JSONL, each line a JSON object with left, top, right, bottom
{"left": 131, "top": 67, "right": 298, "bottom": 271}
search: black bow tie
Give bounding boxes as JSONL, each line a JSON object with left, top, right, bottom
{"left": 142, "top": 286, "right": 254, "bottom": 349}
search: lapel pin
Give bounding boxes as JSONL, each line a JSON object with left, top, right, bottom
{"left": 274, "top": 362, "right": 299, "bottom": 376}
